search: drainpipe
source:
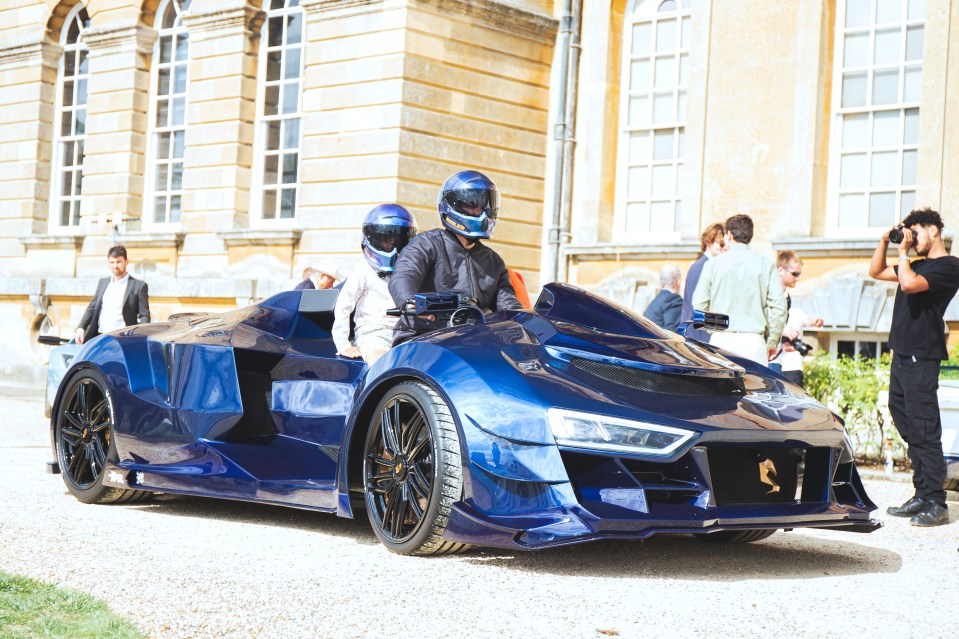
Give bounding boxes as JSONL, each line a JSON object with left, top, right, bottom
{"left": 545, "top": 0, "right": 582, "bottom": 284}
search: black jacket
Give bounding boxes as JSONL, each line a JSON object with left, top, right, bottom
{"left": 643, "top": 288, "right": 683, "bottom": 332}
{"left": 78, "top": 276, "right": 151, "bottom": 340}
{"left": 389, "top": 228, "right": 522, "bottom": 344}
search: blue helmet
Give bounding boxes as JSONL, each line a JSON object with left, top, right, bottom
{"left": 438, "top": 170, "right": 500, "bottom": 239}
{"left": 362, "top": 204, "right": 418, "bottom": 273}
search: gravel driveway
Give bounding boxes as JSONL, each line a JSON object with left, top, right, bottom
{"left": 1, "top": 386, "right": 956, "bottom": 639}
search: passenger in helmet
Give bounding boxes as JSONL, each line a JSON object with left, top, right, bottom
{"left": 389, "top": 169, "right": 523, "bottom": 345}
{"left": 333, "top": 204, "right": 417, "bottom": 363}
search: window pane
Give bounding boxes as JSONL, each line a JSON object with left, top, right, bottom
{"left": 844, "top": 32, "right": 868, "bottom": 67}
{"left": 160, "top": 35, "right": 172, "bottom": 63}
{"left": 840, "top": 153, "right": 866, "bottom": 188}
{"left": 171, "top": 163, "right": 183, "bottom": 190}
{"left": 268, "top": 17, "right": 283, "bottom": 48}
{"left": 631, "top": 23, "right": 652, "bottom": 55}
{"left": 659, "top": 0, "right": 678, "bottom": 11}
{"left": 837, "top": 340, "right": 856, "bottom": 358}
{"left": 157, "top": 132, "right": 170, "bottom": 158}
{"left": 903, "top": 66, "right": 922, "bottom": 101}
{"left": 173, "top": 65, "right": 186, "bottom": 93}
{"left": 77, "top": 50, "right": 88, "bottom": 75}
{"left": 838, "top": 193, "right": 864, "bottom": 227}
{"left": 630, "top": 59, "right": 650, "bottom": 90}
{"left": 173, "top": 130, "right": 185, "bottom": 158}
{"left": 905, "top": 26, "right": 924, "bottom": 61}
{"left": 677, "top": 129, "right": 685, "bottom": 158}
{"left": 268, "top": 51, "right": 282, "bottom": 82}
{"left": 154, "top": 196, "right": 167, "bottom": 224}
{"left": 656, "top": 19, "right": 676, "bottom": 50}
{"left": 75, "top": 108, "right": 85, "bottom": 136}
{"left": 872, "top": 69, "right": 899, "bottom": 104}
{"left": 157, "top": 99, "right": 169, "bottom": 127}
{"left": 871, "top": 151, "right": 898, "bottom": 187}
{"left": 903, "top": 108, "right": 919, "bottom": 143}
{"left": 649, "top": 201, "right": 672, "bottom": 224}
{"left": 155, "top": 163, "right": 169, "bottom": 190}
{"left": 901, "top": 149, "right": 917, "bottom": 184}
{"left": 262, "top": 189, "right": 277, "bottom": 220}
{"left": 171, "top": 97, "right": 185, "bottom": 126}
{"left": 287, "top": 13, "right": 303, "bottom": 45}
{"left": 653, "top": 129, "right": 675, "bottom": 160}
{"left": 908, "top": 0, "right": 925, "bottom": 20}
{"left": 265, "top": 86, "right": 279, "bottom": 116}
{"left": 61, "top": 201, "right": 72, "bottom": 227}
{"left": 842, "top": 113, "right": 868, "bottom": 147}
{"left": 842, "top": 72, "right": 867, "bottom": 107}
{"left": 77, "top": 78, "right": 87, "bottom": 105}
{"left": 264, "top": 155, "right": 278, "bottom": 184}
{"left": 280, "top": 188, "right": 296, "bottom": 218}
{"left": 282, "top": 81, "right": 299, "bottom": 114}
{"left": 677, "top": 91, "right": 686, "bottom": 120}
{"left": 876, "top": 0, "right": 901, "bottom": 23}
{"left": 652, "top": 92, "right": 673, "bottom": 123}
{"left": 267, "top": 121, "right": 281, "bottom": 150}
{"left": 678, "top": 53, "right": 689, "bottom": 84}
{"left": 872, "top": 110, "right": 899, "bottom": 146}
{"left": 654, "top": 56, "right": 675, "bottom": 88}
{"left": 63, "top": 80, "right": 74, "bottom": 107}
{"left": 901, "top": 190, "right": 916, "bottom": 213}
{"left": 874, "top": 29, "right": 900, "bottom": 65}
{"left": 629, "top": 132, "right": 650, "bottom": 163}
{"left": 869, "top": 192, "right": 896, "bottom": 227}
{"left": 845, "top": 0, "right": 870, "bottom": 27}
{"left": 627, "top": 166, "right": 649, "bottom": 199}
{"left": 625, "top": 203, "right": 646, "bottom": 234}
{"left": 628, "top": 95, "right": 648, "bottom": 125}
{"left": 64, "top": 51, "right": 75, "bottom": 76}
{"left": 175, "top": 35, "right": 189, "bottom": 62}
{"left": 681, "top": 16, "right": 691, "bottom": 48}
{"left": 62, "top": 170, "right": 73, "bottom": 196}
{"left": 158, "top": 69, "right": 170, "bottom": 96}
{"left": 61, "top": 111, "right": 72, "bottom": 137}
{"left": 285, "top": 48, "right": 301, "bottom": 80}
{"left": 282, "top": 153, "right": 298, "bottom": 184}
{"left": 63, "top": 141, "right": 75, "bottom": 167}
{"left": 651, "top": 165, "right": 674, "bottom": 197}
{"left": 283, "top": 118, "right": 299, "bottom": 149}
{"left": 170, "top": 195, "right": 181, "bottom": 223}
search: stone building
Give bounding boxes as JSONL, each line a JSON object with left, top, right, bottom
{"left": 1, "top": 0, "right": 957, "bottom": 386}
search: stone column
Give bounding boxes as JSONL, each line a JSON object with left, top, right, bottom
{"left": 79, "top": 23, "right": 156, "bottom": 259}
{"left": 178, "top": 1, "right": 263, "bottom": 277}
{"left": 0, "top": 40, "right": 62, "bottom": 250}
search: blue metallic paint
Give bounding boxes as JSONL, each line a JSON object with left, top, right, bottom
{"left": 50, "top": 283, "right": 879, "bottom": 549}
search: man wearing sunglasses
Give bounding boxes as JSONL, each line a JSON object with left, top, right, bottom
{"left": 769, "top": 250, "right": 823, "bottom": 386}
{"left": 389, "top": 169, "right": 522, "bottom": 345}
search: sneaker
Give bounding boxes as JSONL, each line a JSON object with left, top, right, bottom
{"left": 909, "top": 501, "right": 949, "bottom": 527}
{"left": 886, "top": 496, "right": 925, "bottom": 517}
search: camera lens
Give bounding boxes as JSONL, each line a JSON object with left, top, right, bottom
{"left": 889, "top": 226, "right": 904, "bottom": 243}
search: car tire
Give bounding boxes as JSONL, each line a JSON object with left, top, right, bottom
{"left": 363, "top": 380, "right": 469, "bottom": 556}
{"left": 54, "top": 368, "right": 151, "bottom": 505}
{"left": 695, "top": 529, "right": 776, "bottom": 544}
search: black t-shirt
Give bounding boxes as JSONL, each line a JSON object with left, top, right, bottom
{"left": 889, "top": 255, "right": 959, "bottom": 360}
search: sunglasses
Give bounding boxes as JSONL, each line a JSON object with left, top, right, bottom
{"left": 789, "top": 270, "right": 801, "bottom": 277}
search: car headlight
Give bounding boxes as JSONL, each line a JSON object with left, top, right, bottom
{"left": 546, "top": 408, "right": 697, "bottom": 455}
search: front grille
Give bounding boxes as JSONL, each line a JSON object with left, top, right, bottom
{"left": 570, "top": 357, "right": 745, "bottom": 397}
{"left": 707, "top": 447, "right": 807, "bottom": 505}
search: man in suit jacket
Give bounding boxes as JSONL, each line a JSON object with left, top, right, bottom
{"left": 75, "top": 245, "right": 150, "bottom": 344}
{"left": 643, "top": 264, "right": 683, "bottom": 332}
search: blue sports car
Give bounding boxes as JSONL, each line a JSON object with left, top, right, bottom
{"left": 48, "top": 283, "right": 880, "bottom": 554}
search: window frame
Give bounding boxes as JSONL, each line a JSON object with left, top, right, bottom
{"left": 48, "top": 3, "right": 91, "bottom": 232}
{"left": 143, "top": 0, "right": 192, "bottom": 230}
{"left": 612, "top": 0, "right": 692, "bottom": 243}
{"left": 250, "top": 0, "right": 306, "bottom": 227}
{"left": 824, "top": 0, "right": 926, "bottom": 237}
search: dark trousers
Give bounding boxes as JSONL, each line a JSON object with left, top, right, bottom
{"left": 888, "top": 353, "right": 946, "bottom": 506}
{"left": 783, "top": 370, "right": 804, "bottom": 387}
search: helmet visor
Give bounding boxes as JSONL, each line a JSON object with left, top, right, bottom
{"left": 443, "top": 188, "right": 500, "bottom": 219}
{"left": 363, "top": 224, "right": 417, "bottom": 252}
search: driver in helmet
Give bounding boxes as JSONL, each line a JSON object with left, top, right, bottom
{"left": 333, "top": 204, "right": 418, "bottom": 363}
{"left": 389, "top": 169, "right": 523, "bottom": 345}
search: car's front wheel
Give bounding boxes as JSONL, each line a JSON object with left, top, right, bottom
{"left": 695, "top": 529, "right": 776, "bottom": 544}
{"left": 55, "top": 368, "right": 150, "bottom": 505}
{"left": 362, "top": 381, "right": 468, "bottom": 555}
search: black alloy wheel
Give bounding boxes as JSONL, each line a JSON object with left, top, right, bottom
{"left": 55, "top": 369, "right": 150, "bottom": 504}
{"left": 363, "top": 381, "right": 467, "bottom": 555}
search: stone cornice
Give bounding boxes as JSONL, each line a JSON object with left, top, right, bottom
{"left": 564, "top": 241, "right": 702, "bottom": 262}
{"left": 182, "top": 1, "right": 265, "bottom": 37}
{"left": 300, "top": 0, "right": 386, "bottom": 14}
{"left": 19, "top": 234, "right": 85, "bottom": 251}
{"left": 0, "top": 40, "right": 63, "bottom": 69}
{"left": 115, "top": 231, "right": 185, "bottom": 249}
{"left": 82, "top": 24, "right": 158, "bottom": 56}
{"left": 415, "top": 0, "right": 557, "bottom": 43}
{"left": 770, "top": 235, "right": 954, "bottom": 258}
{"left": 218, "top": 228, "right": 303, "bottom": 247}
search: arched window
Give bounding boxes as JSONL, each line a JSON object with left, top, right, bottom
{"left": 254, "top": 0, "right": 305, "bottom": 221}
{"left": 145, "top": 0, "right": 191, "bottom": 225}
{"left": 615, "top": 0, "right": 692, "bottom": 238}
{"left": 51, "top": 4, "right": 91, "bottom": 228}
{"left": 827, "top": 0, "right": 925, "bottom": 232}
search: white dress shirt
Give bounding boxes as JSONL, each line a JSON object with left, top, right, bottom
{"left": 98, "top": 273, "right": 129, "bottom": 334}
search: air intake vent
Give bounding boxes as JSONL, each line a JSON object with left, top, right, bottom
{"left": 570, "top": 357, "right": 745, "bottom": 396}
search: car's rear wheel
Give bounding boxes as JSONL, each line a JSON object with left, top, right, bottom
{"left": 695, "top": 529, "right": 776, "bottom": 544}
{"left": 362, "top": 381, "right": 468, "bottom": 555}
{"left": 55, "top": 369, "right": 150, "bottom": 505}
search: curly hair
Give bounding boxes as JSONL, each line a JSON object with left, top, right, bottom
{"left": 901, "top": 207, "right": 944, "bottom": 231}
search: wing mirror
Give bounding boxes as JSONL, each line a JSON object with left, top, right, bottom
{"left": 677, "top": 310, "right": 729, "bottom": 337}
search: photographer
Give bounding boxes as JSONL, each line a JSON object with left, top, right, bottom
{"left": 869, "top": 208, "right": 959, "bottom": 528}
{"left": 770, "top": 250, "right": 823, "bottom": 387}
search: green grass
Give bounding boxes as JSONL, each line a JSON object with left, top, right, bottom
{"left": 0, "top": 571, "right": 144, "bottom": 639}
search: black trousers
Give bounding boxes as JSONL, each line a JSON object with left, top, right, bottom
{"left": 888, "top": 353, "right": 946, "bottom": 506}
{"left": 782, "top": 370, "right": 804, "bottom": 387}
